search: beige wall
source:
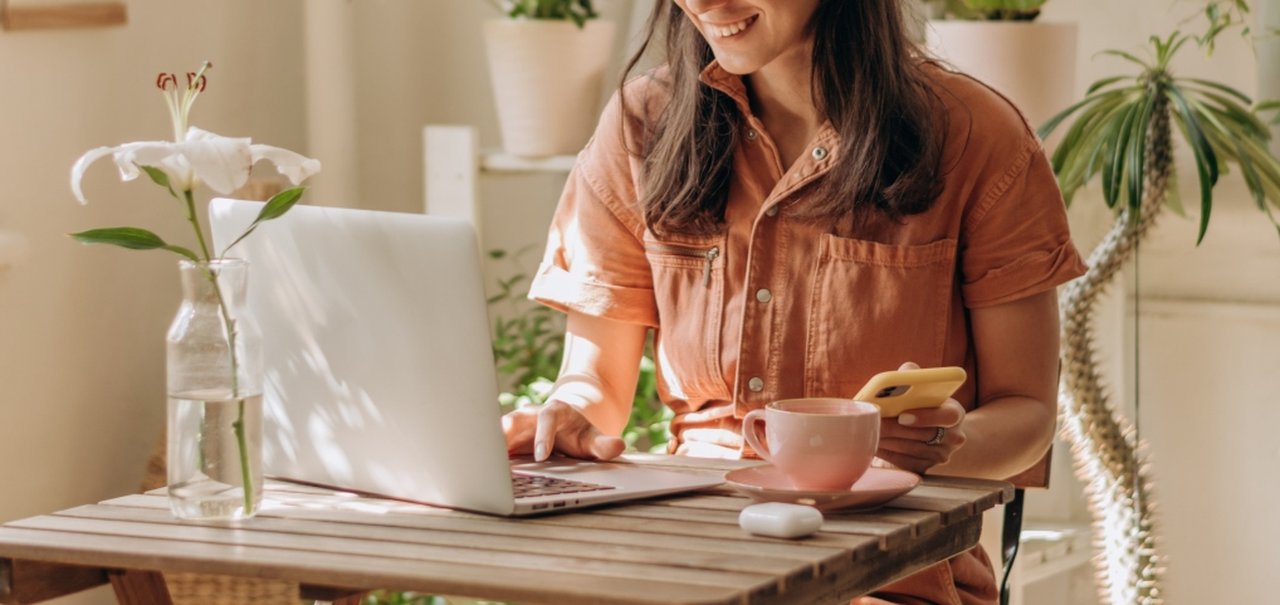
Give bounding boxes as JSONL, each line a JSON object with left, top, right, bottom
{"left": 0, "top": 1, "right": 305, "bottom": 603}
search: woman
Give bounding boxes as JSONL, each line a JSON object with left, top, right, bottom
{"left": 502, "top": 0, "right": 1087, "bottom": 602}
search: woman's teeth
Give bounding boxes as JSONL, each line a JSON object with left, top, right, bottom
{"left": 710, "top": 15, "right": 758, "bottom": 39}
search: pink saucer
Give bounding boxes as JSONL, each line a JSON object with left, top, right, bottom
{"left": 724, "top": 466, "right": 920, "bottom": 512}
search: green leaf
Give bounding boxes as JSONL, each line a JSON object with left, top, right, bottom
{"left": 1192, "top": 90, "right": 1271, "bottom": 139}
{"left": 1086, "top": 76, "right": 1131, "bottom": 96}
{"left": 1128, "top": 94, "right": 1157, "bottom": 214}
{"left": 137, "top": 165, "right": 177, "bottom": 197}
{"left": 1105, "top": 101, "right": 1141, "bottom": 209}
{"left": 1056, "top": 99, "right": 1128, "bottom": 206}
{"left": 219, "top": 187, "right": 306, "bottom": 256}
{"left": 1184, "top": 78, "right": 1252, "bottom": 105}
{"left": 70, "top": 227, "right": 200, "bottom": 261}
{"left": 488, "top": 249, "right": 508, "bottom": 259}
{"left": 1038, "top": 89, "right": 1121, "bottom": 141}
{"left": 1168, "top": 85, "right": 1219, "bottom": 244}
{"left": 1099, "top": 49, "right": 1150, "bottom": 70}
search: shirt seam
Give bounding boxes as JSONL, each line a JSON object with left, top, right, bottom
{"left": 576, "top": 150, "right": 648, "bottom": 243}
{"left": 964, "top": 138, "right": 1040, "bottom": 232}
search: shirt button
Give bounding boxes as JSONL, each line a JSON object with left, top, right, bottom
{"left": 756, "top": 288, "right": 772, "bottom": 303}
{"left": 812, "top": 146, "right": 828, "bottom": 160}
{"left": 764, "top": 205, "right": 778, "bottom": 217}
{"left": 748, "top": 377, "right": 765, "bottom": 392}
{"left": 746, "top": 128, "right": 758, "bottom": 141}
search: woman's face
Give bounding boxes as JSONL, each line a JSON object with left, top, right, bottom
{"left": 673, "top": 0, "right": 821, "bottom": 75}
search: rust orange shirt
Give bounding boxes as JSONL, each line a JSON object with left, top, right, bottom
{"left": 529, "top": 61, "right": 1087, "bottom": 456}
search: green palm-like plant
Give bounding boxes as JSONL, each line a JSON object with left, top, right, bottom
{"left": 1040, "top": 31, "right": 1280, "bottom": 244}
{"left": 1036, "top": 13, "right": 1280, "bottom": 604}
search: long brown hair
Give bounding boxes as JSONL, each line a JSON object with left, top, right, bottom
{"left": 622, "top": 0, "right": 947, "bottom": 236}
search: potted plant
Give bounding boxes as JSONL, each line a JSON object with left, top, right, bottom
{"left": 484, "top": 0, "right": 617, "bottom": 157}
{"left": 925, "top": 0, "right": 1077, "bottom": 130}
{"left": 1039, "top": 2, "right": 1277, "bottom": 602}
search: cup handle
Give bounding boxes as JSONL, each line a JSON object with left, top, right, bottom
{"left": 742, "top": 409, "right": 773, "bottom": 465}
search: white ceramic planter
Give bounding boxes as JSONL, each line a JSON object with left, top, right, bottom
{"left": 925, "top": 21, "right": 1078, "bottom": 132}
{"left": 484, "top": 19, "right": 617, "bottom": 157}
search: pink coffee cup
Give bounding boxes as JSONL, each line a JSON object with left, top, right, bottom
{"left": 742, "top": 398, "right": 880, "bottom": 491}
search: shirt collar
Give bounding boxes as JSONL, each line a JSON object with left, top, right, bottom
{"left": 698, "top": 60, "right": 753, "bottom": 116}
{"left": 697, "top": 59, "right": 842, "bottom": 175}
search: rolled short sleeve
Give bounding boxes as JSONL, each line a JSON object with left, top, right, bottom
{"left": 528, "top": 165, "right": 658, "bottom": 326}
{"left": 961, "top": 139, "right": 1088, "bottom": 308}
{"left": 527, "top": 90, "right": 659, "bottom": 326}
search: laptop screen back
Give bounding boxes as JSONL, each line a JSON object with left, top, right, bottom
{"left": 209, "top": 199, "right": 517, "bottom": 515}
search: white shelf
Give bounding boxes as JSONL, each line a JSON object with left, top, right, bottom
{"left": 481, "top": 151, "right": 577, "bottom": 173}
{"left": 423, "top": 125, "right": 578, "bottom": 246}
{"left": 0, "top": 230, "right": 28, "bottom": 270}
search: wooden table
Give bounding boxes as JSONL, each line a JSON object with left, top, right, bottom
{"left": 0, "top": 455, "right": 1012, "bottom": 605}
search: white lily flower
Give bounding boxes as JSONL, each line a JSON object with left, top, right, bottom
{"left": 71, "top": 126, "right": 322, "bottom": 204}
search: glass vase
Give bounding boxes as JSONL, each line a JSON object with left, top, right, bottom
{"left": 166, "top": 258, "right": 263, "bottom": 520}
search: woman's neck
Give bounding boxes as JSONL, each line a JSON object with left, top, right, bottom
{"left": 746, "top": 47, "right": 823, "bottom": 170}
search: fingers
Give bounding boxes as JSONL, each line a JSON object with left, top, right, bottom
{"left": 534, "top": 403, "right": 562, "bottom": 461}
{"left": 501, "top": 407, "right": 538, "bottom": 455}
{"left": 897, "top": 361, "right": 921, "bottom": 371}
{"left": 589, "top": 433, "right": 626, "bottom": 460}
{"left": 529, "top": 400, "right": 623, "bottom": 461}
{"left": 874, "top": 449, "right": 935, "bottom": 475}
{"left": 896, "top": 399, "right": 965, "bottom": 428}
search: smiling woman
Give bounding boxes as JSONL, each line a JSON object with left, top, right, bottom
{"left": 504, "top": 0, "right": 1086, "bottom": 603}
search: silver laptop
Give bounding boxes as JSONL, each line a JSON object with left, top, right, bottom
{"left": 208, "top": 199, "right": 722, "bottom": 516}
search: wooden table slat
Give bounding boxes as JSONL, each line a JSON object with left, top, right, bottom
{"left": 1, "top": 461, "right": 1012, "bottom": 605}
{"left": 54, "top": 503, "right": 812, "bottom": 580}
{"left": 0, "top": 527, "right": 745, "bottom": 605}
{"left": 104, "top": 493, "right": 848, "bottom": 565}
{"left": 917, "top": 476, "right": 1016, "bottom": 503}
{"left": 10, "top": 513, "right": 776, "bottom": 592}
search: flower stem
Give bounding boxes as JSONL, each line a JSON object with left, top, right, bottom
{"left": 232, "top": 398, "right": 252, "bottom": 513}
{"left": 183, "top": 190, "right": 213, "bottom": 261}
{"left": 199, "top": 261, "right": 255, "bottom": 516}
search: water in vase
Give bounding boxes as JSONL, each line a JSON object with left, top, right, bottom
{"left": 167, "top": 390, "right": 263, "bottom": 520}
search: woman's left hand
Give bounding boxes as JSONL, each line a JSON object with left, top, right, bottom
{"left": 876, "top": 398, "right": 967, "bottom": 474}
{"left": 874, "top": 363, "right": 968, "bottom": 474}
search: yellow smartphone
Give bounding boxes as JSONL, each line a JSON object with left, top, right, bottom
{"left": 853, "top": 366, "right": 968, "bottom": 418}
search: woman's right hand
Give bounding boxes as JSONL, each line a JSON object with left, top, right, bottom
{"left": 502, "top": 400, "right": 625, "bottom": 462}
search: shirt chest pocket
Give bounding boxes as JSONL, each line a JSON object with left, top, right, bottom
{"left": 805, "top": 235, "right": 958, "bottom": 397}
{"left": 644, "top": 234, "right": 728, "bottom": 399}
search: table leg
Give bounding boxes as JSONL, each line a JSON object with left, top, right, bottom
{"left": 1, "top": 559, "right": 108, "bottom": 604}
{"left": 108, "top": 570, "right": 172, "bottom": 605}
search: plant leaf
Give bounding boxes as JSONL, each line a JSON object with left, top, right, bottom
{"left": 219, "top": 187, "right": 306, "bottom": 257}
{"left": 1105, "top": 101, "right": 1141, "bottom": 209}
{"left": 1054, "top": 95, "right": 1133, "bottom": 205}
{"left": 70, "top": 227, "right": 200, "bottom": 261}
{"left": 1127, "top": 94, "right": 1157, "bottom": 214}
{"left": 1099, "top": 49, "right": 1150, "bottom": 70}
{"left": 1038, "top": 89, "right": 1124, "bottom": 140}
{"left": 1184, "top": 78, "right": 1253, "bottom": 105}
{"left": 1168, "top": 84, "right": 1219, "bottom": 244}
{"left": 137, "top": 165, "right": 177, "bottom": 198}
{"left": 1086, "top": 76, "right": 1131, "bottom": 96}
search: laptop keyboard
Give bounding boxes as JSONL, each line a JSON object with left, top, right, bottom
{"left": 511, "top": 472, "right": 616, "bottom": 499}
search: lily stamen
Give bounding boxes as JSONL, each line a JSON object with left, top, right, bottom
{"left": 156, "top": 73, "right": 178, "bottom": 91}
